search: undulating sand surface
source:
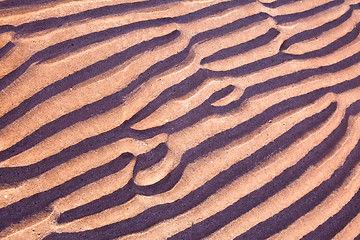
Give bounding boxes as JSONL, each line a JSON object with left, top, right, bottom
{"left": 1, "top": 0, "right": 360, "bottom": 239}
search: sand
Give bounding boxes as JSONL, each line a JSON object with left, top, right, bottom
{"left": 0, "top": 0, "right": 360, "bottom": 239}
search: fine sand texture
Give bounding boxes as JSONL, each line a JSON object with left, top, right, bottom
{"left": 1, "top": 0, "right": 360, "bottom": 239}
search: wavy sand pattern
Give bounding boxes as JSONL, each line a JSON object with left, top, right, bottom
{"left": 1, "top": 0, "right": 360, "bottom": 239}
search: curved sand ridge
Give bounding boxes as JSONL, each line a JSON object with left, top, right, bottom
{"left": 1, "top": 0, "right": 360, "bottom": 239}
